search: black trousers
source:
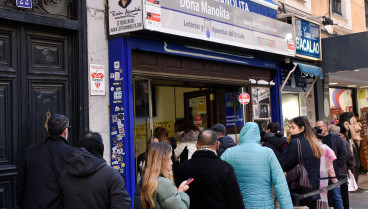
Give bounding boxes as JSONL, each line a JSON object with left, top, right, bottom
{"left": 340, "top": 182, "right": 350, "bottom": 209}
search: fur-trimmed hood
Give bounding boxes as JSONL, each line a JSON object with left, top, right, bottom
{"left": 176, "top": 130, "right": 199, "bottom": 142}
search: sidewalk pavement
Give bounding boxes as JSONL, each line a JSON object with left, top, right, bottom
{"left": 349, "top": 173, "right": 368, "bottom": 209}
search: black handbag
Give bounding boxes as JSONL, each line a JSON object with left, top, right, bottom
{"left": 286, "top": 138, "right": 312, "bottom": 191}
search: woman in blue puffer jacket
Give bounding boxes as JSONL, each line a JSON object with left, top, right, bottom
{"left": 221, "top": 122, "right": 293, "bottom": 209}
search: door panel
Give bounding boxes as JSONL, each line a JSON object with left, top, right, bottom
{"left": 0, "top": 21, "right": 74, "bottom": 209}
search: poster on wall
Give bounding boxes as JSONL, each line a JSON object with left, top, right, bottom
{"left": 109, "top": 60, "right": 126, "bottom": 178}
{"left": 90, "top": 64, "right": 105, "bottom": 96}
{"left": 252, "top": 87, "right": 270, "bottom": 103}
{"left": 225, "top": 92, "right": 244, "bottom": 127}
{"left": 251, "top": 87, "right": 271, "bottom": 120}
{"left": 108, "top": 0, "right": 144, "bottom": 35}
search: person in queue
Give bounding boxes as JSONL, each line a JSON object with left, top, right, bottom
{"left": 262, "top": 122, "right": 288, "bottom": 163}
{"left": 281, "top": 117, "right": 323, "bottom": 209}
{"left": 315, "top": 119, "right": 346, "bottom": 209}
{"left": 134, "top": 142, "right": 190, "bottom": 209}
{"left": 176, "top": 129, "right": 244, "bottom": 209}
{"left": 221, "top": 122, "right": 293, "bottom": 209}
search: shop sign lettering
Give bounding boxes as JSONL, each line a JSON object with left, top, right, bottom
{"left": 295, "top": 18, "right": 321, "bottom": 60}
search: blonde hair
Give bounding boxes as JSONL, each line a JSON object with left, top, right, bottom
{"left": 140, "top": 142, "right": 173, "bottom": 209}
{"left": 291, "top": 117, "right": 323, "bottom": 159}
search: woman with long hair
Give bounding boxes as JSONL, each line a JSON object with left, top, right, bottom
{"left": 281, "top": 117, "right": 323, "bottom": 209}
{"left": 134, "top": 142, "right": 190, "bottom": 209}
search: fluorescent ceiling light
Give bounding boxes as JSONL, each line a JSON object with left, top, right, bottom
{"left": 360, "top": 86, "right": 368, "bottom": 88}
{"left": 347, "top": 85, "right": 357, "bottom": 87}
{"left": 329, "top": 83, "right": 338, "bottom": 85}
{"left": 354, "top": 69, "right": 360, "bottom": 72}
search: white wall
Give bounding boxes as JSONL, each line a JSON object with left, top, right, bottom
{"left": 87, "top": 0, "right": 111, "bottom": 164}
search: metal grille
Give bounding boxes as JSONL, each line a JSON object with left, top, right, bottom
{"left": 332, "top": 0, "right": 342, "bottom": 15}
{"left": 0, "top": 0, "right": 75, "bottom": 20}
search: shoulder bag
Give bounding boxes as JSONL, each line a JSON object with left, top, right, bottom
{"left": 286, "top": 138, "right": 312, "bottom": 191}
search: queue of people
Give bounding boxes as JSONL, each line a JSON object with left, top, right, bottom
{"left": 16, "top": 113, "right": 363, "bottom": 209}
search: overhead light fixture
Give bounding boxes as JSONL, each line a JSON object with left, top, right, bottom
{"left": 347, "top": 85, "right": 357, "bottom": 87}
{"left": 360, "top": 86, "right": 368, "bottom": 88}
{"left": 329, "top": 82, "right": 338, "bottom": 85}
{"left": 354, "top": 69, "right": 360, "bottom": 72}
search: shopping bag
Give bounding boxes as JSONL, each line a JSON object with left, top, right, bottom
{"left": 348, "top": 170, "right": 358, "bottom": 192}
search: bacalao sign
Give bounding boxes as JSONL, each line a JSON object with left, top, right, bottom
{"left": 294, "top": 16, "right": 321, "bottom": 61}
{"left": 108, "top": 0, "right": 295, "bottom": 56}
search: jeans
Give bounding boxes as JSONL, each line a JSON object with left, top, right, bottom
{"left": 328, "top": 180, "right": 344, "bottom": 209}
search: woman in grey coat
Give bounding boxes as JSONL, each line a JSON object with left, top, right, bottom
{"left": 135, "top": 142, "right": 190, "bottom": 209}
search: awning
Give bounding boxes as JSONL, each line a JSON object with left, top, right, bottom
{"left": 293, "top": 61, "right": 324, "bottom": 79}
{"left": 280, "top": 61, "right": 324, "bottom": 97}
{"left": 322, "top": 31, "right": 368, "bottom": 73}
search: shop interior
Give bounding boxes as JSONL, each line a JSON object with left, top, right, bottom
{"left": 133, "top": 78, "right": 251, "bottom": 159}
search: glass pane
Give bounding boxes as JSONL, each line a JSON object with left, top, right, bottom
{"left": 282, "top": 93, "right": 300, "bottom": 134}
{"left": 134, "top": 80, "right": 152, "bottom": 179}
{"left": 188, "top": 96, "right": 208, "bottom": 129}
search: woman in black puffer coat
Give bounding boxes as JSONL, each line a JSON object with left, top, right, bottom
{"left": 281, "top": 117, "right": 323, "bottom": 209}
{"left": 263, "top": 122, "right": 288, "bottom": 163}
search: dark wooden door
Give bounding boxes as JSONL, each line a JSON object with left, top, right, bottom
{"left": 0, "top": 20, "right": 75, "bottom": 208}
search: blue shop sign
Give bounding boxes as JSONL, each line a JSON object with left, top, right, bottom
{"left": 214, "top": 0, "right": 278, "bottom": 19}
{"left": 16, "top": 0, "right": 32, "bottom": 8}
{"left": 295, "top": 18, "right": 321, "bottom": 60}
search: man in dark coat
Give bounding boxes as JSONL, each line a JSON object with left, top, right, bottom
{"left": 211, "top": 123, "right": 236, "bottom": 157}
{"left": 61, "top": 132, "right": 131, "bottom": 209}
{"left": 16, "top": 114, "right": 77, "bottom": 209}
{"left": 175, "top": 129, "right": 244, "bottom": 209}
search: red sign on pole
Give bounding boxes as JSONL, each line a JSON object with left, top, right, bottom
{"left": 239, "top": 93, "right": 250, "bottom": 105}
{"left": 194, "top": 115, "right": 203, "bottom": 126}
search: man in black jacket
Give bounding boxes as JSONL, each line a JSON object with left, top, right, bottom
{"left": 175, "top": 129, "right": 244, "bottom": 209}
{"left": 61, "top": 132, "right": 131, "bottom": 209}
{"left": 316, "top": 119, "right": 347, "bottom": 209}
{"left": 211, "top": 123, "right": 236, "bottom": 156}
{"left": 17, "top": 114, "right": 77, "bottom": 209}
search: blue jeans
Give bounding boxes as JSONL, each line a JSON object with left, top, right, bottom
{"left": 328, "top": 180, "right": 344, "bottom": 209}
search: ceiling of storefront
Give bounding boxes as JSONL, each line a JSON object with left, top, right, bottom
{"left": 328, "top": 68, "right": 368, "bottom": 89}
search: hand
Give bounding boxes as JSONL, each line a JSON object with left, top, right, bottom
{"left": 178, "top": 181, "right": 189, "bottom": 192}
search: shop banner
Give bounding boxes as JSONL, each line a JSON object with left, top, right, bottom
{"left": 214, "top": 0, "right": 278, "bottom": 19}
{"left": 108, "top": 0, "right": 144, "bottom": 35}
{"left": 144, "top": 0, "right": 293, "bottom": 56}
{"left": 295, "top": 18, "right": 321, "bottom": 60}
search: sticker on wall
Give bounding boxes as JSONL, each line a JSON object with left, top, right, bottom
{"left": 90, "top": 64, "right": 105, "bottom": 96}
{"left": 114, "top": 61, "right": 120, "bottom": 69}
{"left": 115, "top": 72, "right": 120, "bottom": 80}
{"left": 194, "top": 115, "right": 203, "bottom": 126}
{"left": 109, "top": 60, "right": 126, "bottom": 177}
{"left": 114, "top": 91, "right": 122, "bottom": 100}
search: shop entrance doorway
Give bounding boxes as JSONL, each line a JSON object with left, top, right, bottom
{"left": 133, "top": 77, "right": 250, "bottom": 178}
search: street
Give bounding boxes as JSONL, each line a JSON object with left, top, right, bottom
{"left": 350, "top": 173, "right": 368, "bottom": 209}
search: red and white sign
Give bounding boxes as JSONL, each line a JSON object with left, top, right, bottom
{"left": 194, "top": 115, "right": 203, "bottom": 126}
{"left": 239, "top": 93, "right": 250, "bottom": 105}
{"left": 90, "top": 64, "right": 105, "bottom": 96}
